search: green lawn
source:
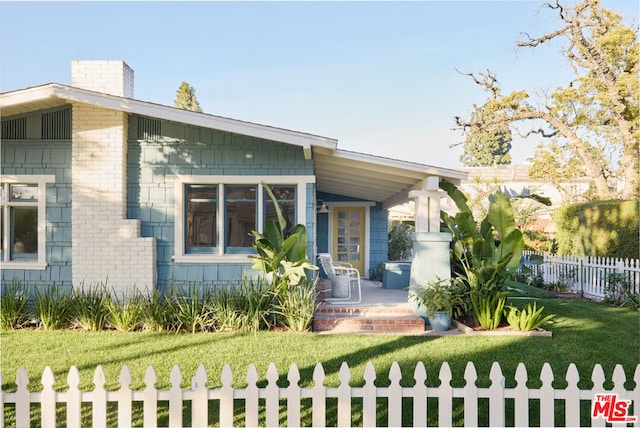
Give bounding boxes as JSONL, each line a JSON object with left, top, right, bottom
{"left": 2, "top": 282, "right": 639, "bottom": 426}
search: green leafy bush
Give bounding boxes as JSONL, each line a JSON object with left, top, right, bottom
{"left": 506, "top": 302, "right": 555, "bottom": 331}
{"left": 604, "top": 273, "right": 639, "bottom": 310}
{"left": 388, "top": 221, "right": 413, "bottom": 261}
{"left": 554, "top": 200, "right": 639, "bottom": 259}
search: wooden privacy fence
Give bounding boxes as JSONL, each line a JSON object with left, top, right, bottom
{"left": 2, "top": 361, "right": 639, "bottom": 428}
{"left": 523, "top": 251, "right": 640, "bottom": 300}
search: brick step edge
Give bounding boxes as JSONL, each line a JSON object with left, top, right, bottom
{"left": 313, "top": 314, "right": 425, "bottom": 333}
{"left": 315, "top": 306, "right": 415, "bottom": 315}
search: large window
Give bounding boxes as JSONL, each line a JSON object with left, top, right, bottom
{"left": 172, "top": 176, "right": 312, "bottom": 262}
{"left": 0, "top": 176, "right": 55, "bottom": 269}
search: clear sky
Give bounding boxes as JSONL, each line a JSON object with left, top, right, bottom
{"left": 1, "top": 1, "right": 637, "bottom": 169}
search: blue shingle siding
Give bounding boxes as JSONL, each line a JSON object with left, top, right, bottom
{"left": 1, "top": 141, "right": 73, "bottom": 290}
{"left": 127, "top": 115, "right": 315, "bottom": 288}
{"left": 369, "top": 202, "right": 389, "bottom": 274}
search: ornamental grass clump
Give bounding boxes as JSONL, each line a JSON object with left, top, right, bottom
{"left": 33, "top": 284, "right": 72, "bottom": 330}
{"left": 506, "top": 302, "right": 555, "bottom": 331}
{"left": 70, "top": 282, "right": 111, "bottom": 331}
{"left": 106, "top": 291, "right": 143, "bottom": 332}
{"left": 274, "top": 278, "right": 318, "bottom": 332}
{"left": 139, "top": 289, "right": 174, "bottom": 332}
{"left": 169, "top": 283, "right": 216, "bottom": 334}
{"left": 0, "top": 279, "right": 30, "bottom": 330}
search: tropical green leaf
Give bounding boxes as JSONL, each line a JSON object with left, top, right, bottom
{"left": 487, "top": 192, "right": 516, "bottom": 241}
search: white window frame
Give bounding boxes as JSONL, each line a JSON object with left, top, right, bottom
{"left": 168, "top": 175, "right": 315, "bottom": 263}
{"left": 0, "top": 175, "right": 55, "bottom": 270}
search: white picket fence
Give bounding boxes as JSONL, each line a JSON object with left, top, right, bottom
{"left": 523, "top": 251, "right": 640, "bottom": 300}
{"left": 2, "top": 361, "right": 639, "bottom": 427}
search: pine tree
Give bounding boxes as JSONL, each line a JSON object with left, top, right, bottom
{"left": 174, "top": 81, "right": 202, "bottom": 112}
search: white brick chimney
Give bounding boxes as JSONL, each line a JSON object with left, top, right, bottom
{"left": 71, "top": 60, "right": 134, "bottom": 98}
{"left": 70, "top": 60, "right": 156, "bottom": 294}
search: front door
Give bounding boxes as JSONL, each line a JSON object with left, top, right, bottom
{"left": 332, "top": 206, "right": 365, "bottom": 276}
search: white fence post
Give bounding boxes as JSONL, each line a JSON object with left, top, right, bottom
{"left": 513, "top": 364, "right": 529, "bottom": 427}
{"left": 265, "top": 363, "right": 279, "bottom": 428}
{"left": 489, "top": 362, "right": 505, "bottom": 427}
{"left": 117, "top": 366, "right": 132, "bottom": 428}
{"left": 412, "top": 362, "right": 428, "bottom": 428}
{"left": 362, "top": 362, "right": 377, "bottom": 428}
{"left": 311, "top": 363, "right": 326, "bottom": 428}
{"left": 40, "top": 367, "right": 56, "bottom": 428}
{"left": 564, "top": 364, "right": 581, "bottom": 428}
{"left": 245, "top": 364, "right": 259, "bottom": 428}
{"left": 388, "top": 362, "right": 403, "bottom": 427}
{"left": 92, "top": 366, "right": 107, "bottom": 428}
{"left": 286, "top": 364, "right": 301, "bottom": 428}
{"left": 438, "top": 362, "right": 453, "bottom": 428}
{"left": 337, "top": 363, "right": 352, "bottom": 428}
{"left": 192, "top": 365, "right": 209, "bottom": 428}
{"left": 463, "top": 363, "right": 478, "bottom": 428}
{"left": 15, "top": 367, "right": 30, "bottom": 428}
{"left": 143, "top": 366, "right": 158, "bottom": 428}
{"left": 66, "top": 367, "right": 82, "bottom": 428}
{"left": 168, "top": 365, "right": 183, "bottom": 428}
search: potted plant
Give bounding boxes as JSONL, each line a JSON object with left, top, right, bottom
{"left": 411, "top": 278, "right": 464, "bottom": 331}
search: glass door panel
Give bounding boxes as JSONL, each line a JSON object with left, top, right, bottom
{"left": 333, "top": 206, "right": 365, "bottom": 275}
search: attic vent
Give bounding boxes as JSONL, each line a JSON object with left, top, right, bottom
{"left": 42, "top": 109, "right": 71, "bottom": 139}
{"left": 1, "top": 117, "right": 27, "bottom": 140}
{"left": 137, "top": 116, "right": 161, "bottom": 140}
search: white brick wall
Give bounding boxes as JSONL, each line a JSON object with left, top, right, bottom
{"left": 72, "top": 104, "right": 156, "bottom": 294}
{"left": 71, "top": 60, "right": 134, "bottom": 98}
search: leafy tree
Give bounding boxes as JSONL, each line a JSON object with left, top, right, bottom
{"left": 455, "top": 1, "right": 639, "bottom": 200}
{"left": 528, "top": 139, "right": 593, "bottom": 202}
{"left": 174, "top": 81, "right": 203, "bottom": 112}
{"left": 460, "top": 100, "right": 512, "bottom": 167}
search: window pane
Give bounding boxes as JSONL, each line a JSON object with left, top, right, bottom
{"left": 264, "top": 185, "right": 296, "bottom": 235}
{"left": 186, "top": 185, "right": 217, "bottom": 252}
{"left": 226, "top": 185, "right": 256, "bottom": 249}
{"left": 10, "top": 184, "right": 37, "bottom": 202}
{"left": 11, "top": 207, "right": 37, "bottom": 260}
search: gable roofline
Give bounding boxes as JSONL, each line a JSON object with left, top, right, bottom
{"left": 0, "top": 83, "right": 338, "bottom": 157}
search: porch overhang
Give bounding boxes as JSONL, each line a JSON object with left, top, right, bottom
{"left": 313, "top": 147, "right": 467, "bottom": 209}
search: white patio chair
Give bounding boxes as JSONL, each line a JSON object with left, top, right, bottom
{"left": 317, "top": 253, "right": 362, "bottom": 304}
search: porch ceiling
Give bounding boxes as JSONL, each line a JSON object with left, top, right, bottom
{"left": 313, "top": 148, "right": 467, "bottom": 209}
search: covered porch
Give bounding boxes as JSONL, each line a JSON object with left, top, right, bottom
{"left": 312, "top": 278, "right": 461, "bottom": 335}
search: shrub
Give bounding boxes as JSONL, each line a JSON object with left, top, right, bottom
{"left": 388, "top": 221, "right": 413, "bottom": 261}
{"left": 554, "top": 200, "right": 639, "bottom": 259}
{"left": 505, "top": 302, "right": 555, "bottom": 331}
{"left": 0, "top": 279, "right": 30, "bottom": 330}
{"left": 33, "top": 284, "right": 72, "bottom": 330}
{"left": 604, "top": 273, "right": 639, "bottom": 310}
